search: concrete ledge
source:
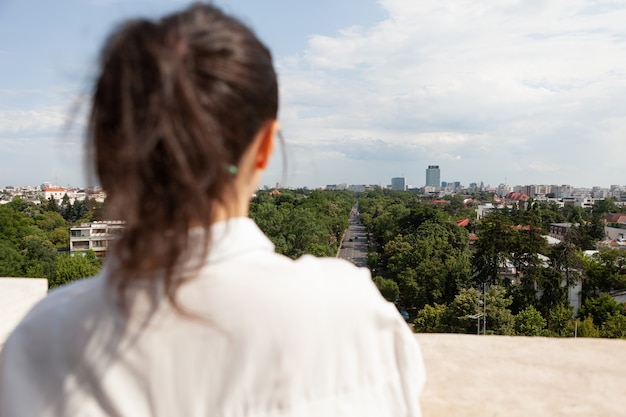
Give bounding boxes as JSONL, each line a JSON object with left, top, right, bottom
{"left": 0, "top": 278, "right": 48, "bottom": 348}
{"left": 2, "top": 281, "right": 624, "bottom": 416}
{"left": 417, "top": 333, "right": 626, "bottom": 416}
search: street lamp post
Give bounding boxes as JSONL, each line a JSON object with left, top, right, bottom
{"left": 468, "top": 313, "right": 483, "bottom": 335}
{"left": 479, "top": 282, "right": 488, "bottom": 335}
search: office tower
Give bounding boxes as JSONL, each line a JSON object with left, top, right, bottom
{"left": 391, "top": 177, "right": 405, "bottom": 191}
{"left": 425, "top": 165, "right": 440, "bottom": 188}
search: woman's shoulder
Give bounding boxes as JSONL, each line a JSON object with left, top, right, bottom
{"left": 294, "top": 254, "right": 371, "bottom": 282}
{"left": 290, "top": 255, "right": 389, "bottom": 307}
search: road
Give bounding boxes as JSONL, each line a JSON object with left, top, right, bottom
{"left": 337, "top": 206, "right": 368, "bottom": 268}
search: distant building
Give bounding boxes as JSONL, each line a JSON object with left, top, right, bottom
{"left": 42, "top": 187, "right": 68, "bottom": 203}
{"left": 424, "top": 185, "right": 437, "bottom": 195}
{"left": 477, "top": 203, "right": 496, "bottom": 219}
{"left": 391, "top": 177, "right": 405, "bottom": 191}
{"left": 70, "top": 221, "right": 124, "bottom": 257}
{"left": 425, "top": 165, "right": 440, "bottom": 189}
{"left": 325, "top": 183, "right": 347, "bottom": 191}
{"left": 596, "top": 238, "right": 626, "bottom": 250}
{"left": 440, "top": 180, "right": 461, "bottom": 191}
{"left": 504, "top": 191, "right": 530, "bottom": 203}
{"left": 347, "top": 184, "right": 371, "bottom": 192}
{"left": 548, "top": 223, "right": 575, "bottom": 241}
{"left": 604, "top": 213, "right": 626, "bottom": 225}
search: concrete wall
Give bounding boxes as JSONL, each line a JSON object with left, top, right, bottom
{"left": 417, "top": 333, "right": 626, "bottom": 416}
{"left": 0, "top": 278, "right": 47, "bottom": 348}
{"left": 605, "top": 226, "right": 626, "bottom": 240}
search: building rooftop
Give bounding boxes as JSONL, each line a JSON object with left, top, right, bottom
{"left": 417, "top": 333, "right": 625, "bottom": 416}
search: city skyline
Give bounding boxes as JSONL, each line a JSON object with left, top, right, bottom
{"left": 4, "top": 176, "right": 625, "bottom": 193}
{"left": 2, "top": 1, "right": 626, "bottom": 189}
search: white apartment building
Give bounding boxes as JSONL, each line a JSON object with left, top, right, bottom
{"left": 69, "top": 221, "right": 124, "bottom": 257}
{"left": 42, "top": 187, "right": 68, "bottom": 203}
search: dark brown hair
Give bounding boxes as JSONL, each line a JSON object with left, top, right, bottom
{"left": 88, "top": 3, "right": 278, "bottom": 308}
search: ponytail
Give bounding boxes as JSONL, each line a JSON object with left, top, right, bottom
{"left": 89, "top": 3, "right": 278, "bottom": 311}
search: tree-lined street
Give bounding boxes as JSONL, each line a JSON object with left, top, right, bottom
{"left": 337, "top": 206, "right": 368, "bottom": 267}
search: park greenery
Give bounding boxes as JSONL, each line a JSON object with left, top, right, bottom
{"left": 359, "top": 189, "right": 626, "bottom": 338}
{"left": 250, "top": 189, "right": 355, "bottom": 258}
{"left": 2, "top": 187, "right": 625, "bottom": 339}
{"left": 0, "top": 189, "right": 355, "bottom": 287}
{"left": 0, "top": 197, "right": 103, "bottom": 288}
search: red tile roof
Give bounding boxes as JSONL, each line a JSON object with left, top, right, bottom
{"left": 504, "top": 191, "right": 529, "bottom": 201}
{"left": 605, "top": 214, "right": 626, "bottom": 224}
{"left": 456, "top": 218, "right": 470, "bottom": 227}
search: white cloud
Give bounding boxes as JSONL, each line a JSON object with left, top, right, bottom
{"left": 274, "top": 0, "right": 626, "bottom": 187}
{"left": 0, "top": 108, "right": 68, "bottom": 137}
{"left": 528, "top": 161, "right": 560, "bottom": 173}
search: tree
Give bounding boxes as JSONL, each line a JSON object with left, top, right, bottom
{"left": 52, "top": 252, "right": 101, "bottom": 288}
{"left": 579, "top": 248, "right": 626, "bottom": 302}
{"left": 20, "top": 234, "right": 57, "bottom": 279}
{"left": 443, "top": 287, "right": 482, "bottom": 334}
{"left": 548, "top": 240, "right": 583, "bottom": 294}
{"left": 414, "top": 303, "right": 447, "bottom": 333}
{"left": 84, "top": 197, "right": 106, "bottom": 221}
{"left": 0, "top": 240, "right": 26, "bottom": 277}
{"left": 0, "top": 204, "right": 36, "bottom": 245}
{"left": 508, "top": 210, "right": 548, "bottom": 280}
{"left": 43, "top": 196, "right": 60, "bottom": 213}
{"left": 70, "top": 199, "right": 90, "bottom": 223}
{"left": 515, "top": 305, "right": 547, "bottom": 336}
{"left": 578, "top": 293, "right": 624, "bottom": 327}
{"left": 443, "top": 286, "right": 514, "bottom": 335}
{"left": 250, "top": 201, "right": 289, "bottom": 255}
{"left": 593, "top": 198, "right": 619, "bottom": 217}
{"left": 569, "top": 317, "right": 600, "bottom": 338}
{"left": 373, "top": 203, "right": 410, "bottom": 244}
{"left": 596, "top": 249, "right": 626, "bottom": 291}
{"left": 372, "top": 276, "right": 399, "bottom": 302}
{"left": 60, "top": 193, "right": 73, "bottom": 221}
{"left": 383, "top": 221, "right": 471, "bottom": 309}
{"left": 535, "top": 267, "right": 568, "bottom": 317}
{"left": 34, "top": 210, "right": 66, "bottom": 232}
{"left": 33, "top": 210, "right": 70, "bottom": 248}
{"left": 548, "top": 303, "right": 574, "bottom": 337}
{"left": 484, "top": 285, "right": 515, "bottom": 335}
{"left": 6, "top": 198, "right": 44, "bottom": 218}
{"left": 601, "top": 314, "right": 626, "bottom": 339}
{"left": 576, "top": 214, "right": 605, "bottom": 250}
{"left": 472, "top": 210, "right": 515, "bottom": 285}
{"left": 250, "top": 190, "right": 355, "bottom": 259}
{"left": 48, "top": 227, "right": 70, "bottom": 248}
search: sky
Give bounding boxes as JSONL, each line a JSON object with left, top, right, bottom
{"left": 1, "top": 0, "right": 626, "bottom": 190}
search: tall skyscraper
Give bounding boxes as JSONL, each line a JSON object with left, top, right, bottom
{"left": 425, "top": 165, "right": 440, "bottom": 188}
{"left": 391, "top": 177, "right": 405, "bottom": 191}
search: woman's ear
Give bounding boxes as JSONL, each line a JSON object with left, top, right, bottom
{"left": 255, "top": 120, "right": 279, "bottom": 170}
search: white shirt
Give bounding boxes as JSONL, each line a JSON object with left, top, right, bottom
{"left": 0, "top": 218, "right": 425, "bottom": 417}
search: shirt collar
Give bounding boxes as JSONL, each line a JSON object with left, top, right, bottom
{"left": 202, "top": 217, "right": 275, "bottom": 264}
